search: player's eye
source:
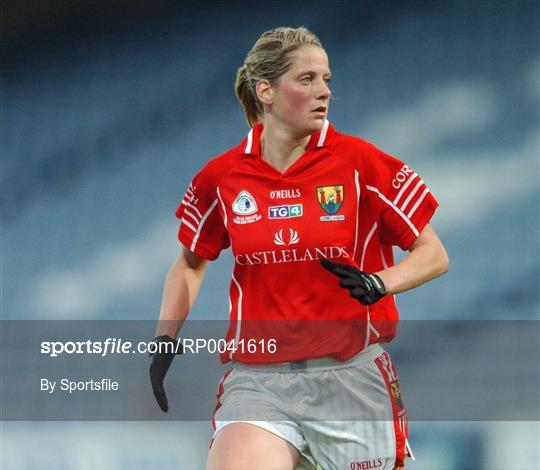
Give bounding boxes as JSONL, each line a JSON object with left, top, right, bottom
{"left": 324, "top": 76, "right": 332, "bottom": 85}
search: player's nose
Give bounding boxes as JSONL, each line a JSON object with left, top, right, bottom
{"left": 318, "top": 81, "right": 331, "bottom": 100}
{"left": 314, "top": 77, "right": 331, "bottom": 101}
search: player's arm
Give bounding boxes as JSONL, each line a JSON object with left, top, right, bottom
{"left": 321, "top": 224, "right": 448, "bottom": 304}
{"left": 375, "top": 224, "right": 448, "bottom": 295}
{"left": 155, "top": 247, "right": 209, "bottom": 338}
{"left": 150, "top": 247, "right": 209, "bottom": 412}
{"left": 322, "top": 146, "right": 448, "bottom": 304}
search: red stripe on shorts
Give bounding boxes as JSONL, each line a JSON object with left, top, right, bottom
{"left": 210, "top": 367, "right": 233, "bottom": 444}
{"left": 375, "top": 352, "right": 408, "bottom": 468}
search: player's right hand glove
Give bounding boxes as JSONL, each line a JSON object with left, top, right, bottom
{"left": 149, "top": 335, "right": 183, "bottom": 413}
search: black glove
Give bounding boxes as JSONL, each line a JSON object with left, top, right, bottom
{"left": 320, "top": 258, "right": 387, "bottom": 306}
{"left": 149, "top": 335, "right": 183, "bottom": 412}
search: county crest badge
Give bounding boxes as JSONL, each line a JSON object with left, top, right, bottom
{"left": 317, "top": 185, "right": 345, "bottom": 221}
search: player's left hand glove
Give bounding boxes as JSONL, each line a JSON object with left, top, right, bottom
{"left": 149, "top": 335, "right": 184, "bottom": 413}
{"left": 320, "top": 258, "right": 387, "bottom": 305}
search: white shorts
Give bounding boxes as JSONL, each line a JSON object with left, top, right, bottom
{"left": 211, "top": 344, "right": 413, "bottom": 469}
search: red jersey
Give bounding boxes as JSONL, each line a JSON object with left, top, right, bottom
{"left": 175, "top": 120, "right": 438, "bottom": 363}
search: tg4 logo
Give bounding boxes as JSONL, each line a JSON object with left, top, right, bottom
{"left": 268, "top": 204, "right": 303, "bottom": 219}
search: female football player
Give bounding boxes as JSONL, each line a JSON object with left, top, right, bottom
{"left": 150, "top": 26, "right": 449, "bottom": 470}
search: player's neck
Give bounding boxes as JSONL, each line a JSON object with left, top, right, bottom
{"left": 260, "top": 121, "right": 310, "bottom": 174}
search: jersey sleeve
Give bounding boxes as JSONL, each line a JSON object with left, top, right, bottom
{"left": 175, "top": 164, "right": 230, "bottom": 260}
{"left": 361, "top": 144, "right": 439, "bottom": 250}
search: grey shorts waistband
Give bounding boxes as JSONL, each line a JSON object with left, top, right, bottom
{"left": 232, "top": 344, "right": 384, "bottom": 372}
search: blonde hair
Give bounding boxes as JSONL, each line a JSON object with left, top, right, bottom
{"left": 235, "top": 26, "right": 323, "bottom": 126}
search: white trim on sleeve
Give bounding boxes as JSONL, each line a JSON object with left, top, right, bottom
{"left": 407, "top": 188, "right": 430, "bottom": 218}
{"left": 181, "top": 200, "right": 203, "bottom": 219}
{"left": 366, "top": 186, "right": 419, "bottom": 237}
{"left": 180, "top": 218, "right": 197, "bottom": 233}
{"left": 183, "top": 208, "right": 201, "bottom": 225}
{"left": 393, "top": 172, "right": 418, "bottom": 205}
{"left": 400, "top": 179, "right": 424, "bottom": 212}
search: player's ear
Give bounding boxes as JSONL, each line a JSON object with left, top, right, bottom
{"left": 255, "top": 79, "right": 274, "bottom": 106}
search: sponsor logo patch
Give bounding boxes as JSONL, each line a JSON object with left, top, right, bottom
{"left": 232, "top": 190, "right": 262, "bottom": 224}
{"left": 273, "top": 229, "right": 300, "bottom": 246}
{"left": 317, "top": 185, "right": 345, "bottom": 221}
{"left": 232, "top": 190, "right": 258, "bottom": 215}
{"left": 269, "top": 188, "right": 301, "bottom": 199}
{"left": 268, "top": 204, "right": 303, "bottom": 219}
{"left": 235, "top": 246, "right": 349, "bottom": 265}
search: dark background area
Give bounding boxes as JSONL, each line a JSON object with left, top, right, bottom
{"left": 2, "top": 1, "right": 539, "bottom": 469}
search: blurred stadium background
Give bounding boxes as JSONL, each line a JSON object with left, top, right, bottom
{"left": 2, "top": 1, "right": 539, "bottom": 469}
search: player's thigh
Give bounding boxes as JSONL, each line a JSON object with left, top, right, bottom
{"left": 206, "top": 422, "right": 300, "bottom": 470}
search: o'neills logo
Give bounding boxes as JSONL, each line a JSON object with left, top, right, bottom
{"left": 349, "top": 459, "right": 383, "bottom": 470}
{"left": 235, "top": 246, "right": 349, "bottom": 265}
{"left": 270, "top": 188, "right": 301, "bottom": 199}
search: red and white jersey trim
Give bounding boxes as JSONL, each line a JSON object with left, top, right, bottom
{"left": 352, "top": 169, "right": 361, "bottom": 261}
{"left": 393, "top": 172, "right": 418, "bottom": 205}
{"left": 400, "top": 179, "right": 424, "bottom": 212}
{"left": 407, "top": 187, "right": 430, "bottom": 218}
{"left": 366, "top": 185, "right": 420, "bottom": 237}
{"left": 181, "top": 199, "right": 219, "bottom": 252}
{"left": 392, "top": 172, "right": 431, "bottom": 219}
{"left": 216, "top": 186, "right": 228, "bottom": 228}
{"left": 182, "top": 207, "right": 201, "bottom": 226}
{"left": 229, "top": 271, "right": 244, "bottom": 361}
{"left": 317, "top": 119, "right": 330, "bottom": 147}
{"left": 360, "top": 222, "right": 377, "bottom": 271}
{"left": 180, "top": 217, "right": 197, "bottom": 234}
{"left": 244, "top": 119, "right": 330, "bottom": 154}
{"left": 244, "top": 128, "right": 254, "bottom": 154}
